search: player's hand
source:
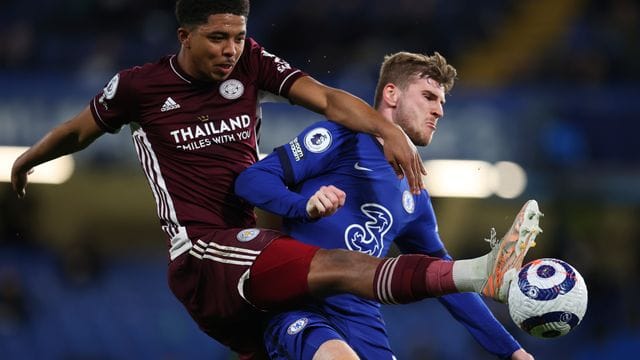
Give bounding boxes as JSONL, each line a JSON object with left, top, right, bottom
{"left": 11, "top": 160, "right": 33, "bottom": 199}
{"left": 511, "top": 348, "right": 534, "bottom": 360}
{"left": 380, "top": 123, "right": 426, "bottom": 194}
{"left": 306, "top": 185, "right": 346, "bottom": 219}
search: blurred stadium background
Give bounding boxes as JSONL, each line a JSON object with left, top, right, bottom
{"left": 1, "top": 0, "right": 638, "bottom": 358}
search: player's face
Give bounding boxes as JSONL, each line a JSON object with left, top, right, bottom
{"left": 394, "top": 77, "right": 445, "bottom": 147}
{"left": 181, "top": 13, "right": 247, "bottom": 82}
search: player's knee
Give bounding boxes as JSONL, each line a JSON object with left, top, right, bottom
{"left": 313, "top": 339, "right": 360, "bottom": 360}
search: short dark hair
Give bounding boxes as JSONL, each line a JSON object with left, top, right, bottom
{"left": 175, "top": 0, "right": 250, "bottom": 27}
{"left": 374, "top": 52, "right": 457, "bottom": 108}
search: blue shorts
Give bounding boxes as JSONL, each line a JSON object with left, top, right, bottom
{"left": 263, "top": 304, "right": 396, "bottom": 360}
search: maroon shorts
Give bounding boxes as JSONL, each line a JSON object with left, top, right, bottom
{"left": 167, "top": 227, "right": 318, "bottom": 358}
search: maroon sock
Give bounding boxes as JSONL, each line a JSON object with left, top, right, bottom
{"left": 373, "top": 254, "right": 456, "bottom": 304}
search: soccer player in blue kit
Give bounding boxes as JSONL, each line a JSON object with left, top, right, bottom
{"left": 236, "top": 52, "right": 537, "bottom": 359}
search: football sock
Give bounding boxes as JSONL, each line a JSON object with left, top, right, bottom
{"left": 451, "top": 254, "right": 490, "bottom": 293}
{"left": 372, "top": 254, "right": 456, "bottom": 304}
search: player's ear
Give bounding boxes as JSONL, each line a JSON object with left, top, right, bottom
{"left": 177, "top": 27, "right": 191, "bottom": 49}
{"left": 383, "top": 83, "right": 399, "bottom": 107}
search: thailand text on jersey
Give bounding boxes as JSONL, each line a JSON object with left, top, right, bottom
{"left": 89, "top": 38, "right": 306, "bottom": 259}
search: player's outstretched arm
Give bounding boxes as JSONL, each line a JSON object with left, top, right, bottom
{"left": 395, "top": 218, "right": 529, "bottom": 359}
{"left": 11, "top": 106, "right": 104, "bottom": 198}
{"left": 235, "top": 151, "right": 345, "bottom": 221}
{"left": 287, "top": 76, "right": 426, "bottom": 194}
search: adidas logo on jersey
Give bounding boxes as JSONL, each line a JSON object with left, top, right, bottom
{"left": 161, "top": 97, "right": 181, "bottom": 112}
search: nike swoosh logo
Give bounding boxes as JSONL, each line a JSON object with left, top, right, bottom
{"left": 354, "top": 162, "right": 373, "bottom": 171}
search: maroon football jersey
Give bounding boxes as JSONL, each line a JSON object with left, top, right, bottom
{"left": 89, "top": 38, "right": 307, "bottom": 258}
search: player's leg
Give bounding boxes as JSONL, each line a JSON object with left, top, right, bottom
{"left": 313, "top": 340, "right": 359, "bottom": 360}
{"left": 249, "top": 200, "right": 542, "bottom": 307}
{"left": 168, "top": 228, "right": 286, "bottom": 357}
{"left": 369, "top": 199, "right": 543, "bottom": 303}
{"left": 249, "top": 242, "right": 446, "bottom": 307}
{"left": 264, "top": 311, "right": 359, "bottom": 360}
{"left": 323, "top": 302, "right": 396, "bottom": 360}
{"left": 307, "top": 247, "right": 456, "bottom": 302}
{"left": 247, "top": 231, "right": 455, "bottom": 308}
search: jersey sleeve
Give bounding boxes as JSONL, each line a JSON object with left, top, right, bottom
{"left": 235, "top": 150, "right": 310, "bottom": 221}
{"left": 396, "top": 190, "right": 521, "bottom": 358}
{"left": 247, "top": 38, "right": 307, "bottom": 98}
{"left": 436, "top": 251, "right": 522, "bottom": 358}
{"left": 437, "top": 291, "right": 521, "bottom": 358}
{"left": 275, "top": 121, "right": 354, "bottom": 185}
{"left": 89, "top": 69, "right": 138, "bottom": 133}
{"left": 235, "top": 121, "right": 354, "bottom": 221}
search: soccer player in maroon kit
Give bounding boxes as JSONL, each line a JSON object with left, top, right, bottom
{"left": 11, "top": 1, "right": 542, "bottom": 358}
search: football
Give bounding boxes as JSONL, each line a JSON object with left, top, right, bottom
{"left": 508, "top": 258, "right": 588, "bottom": 338}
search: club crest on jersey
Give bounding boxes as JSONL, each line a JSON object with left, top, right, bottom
{"left": 104, "top": 74, "right": 119, "bottom": 99}
{"left": 236, "top": 228, "right": 260, "bottom": 242}
{"left": 98, "top": 73, "right": 120, "bottom": 110}
{"left": 219, "top": 79, "right": 244, "bottom": 100}
{"left": 287, "top": 317, "right": 308, "bottom": 335}
{"left": 402, "top": 190, "right": 415, "bottom": 214}
{"left": 303, "top": 127, "right": 332, "bottom": 153}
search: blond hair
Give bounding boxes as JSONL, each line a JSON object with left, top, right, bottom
{"left": 373, "top": 51, "right": 457, "bottom": 108}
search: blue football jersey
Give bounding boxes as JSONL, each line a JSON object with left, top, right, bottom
{"left": 275, "top": 121, "right": 444, "bottom": 256}
{"left": 235, "top": 120, "right": 521, "bottom": 359}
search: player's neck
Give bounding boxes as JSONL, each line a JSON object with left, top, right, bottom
{"left": 375, "top": 108, "right": 392, "bottom": 145}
